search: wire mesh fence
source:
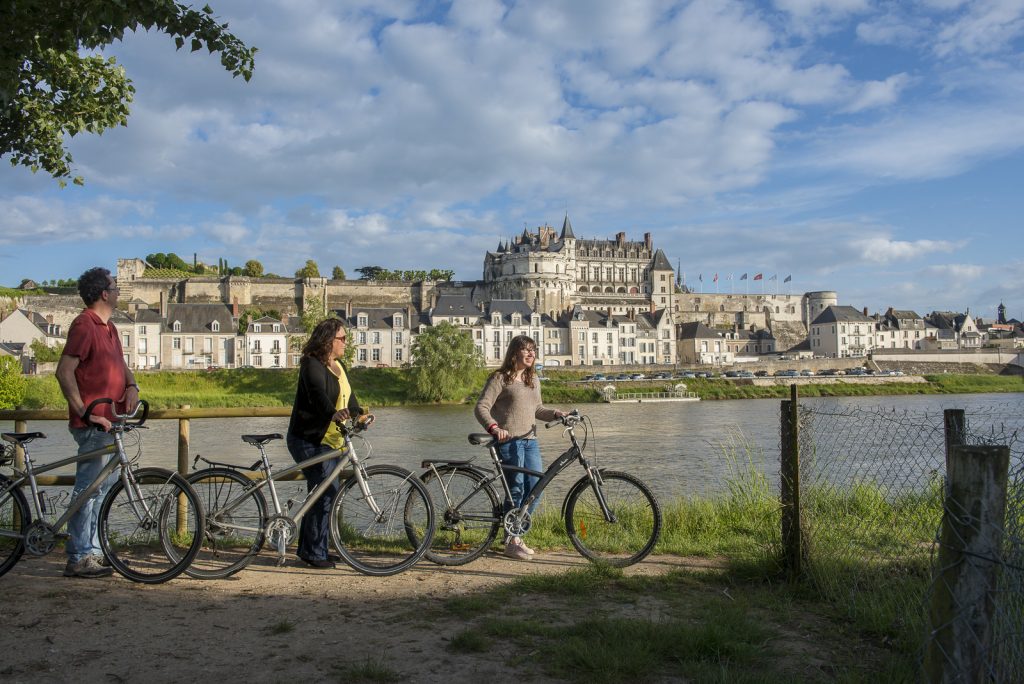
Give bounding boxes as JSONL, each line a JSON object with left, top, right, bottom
{"left": 794, "top": 400, "right": 1023, "bottom": 681}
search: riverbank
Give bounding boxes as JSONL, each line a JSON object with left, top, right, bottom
{"left": 17, "top": 367, "right": 1022, "bottom": 410}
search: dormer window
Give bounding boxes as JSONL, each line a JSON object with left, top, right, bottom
{"left": 254, "top": 324, "right": 261, "bottom": 332}
{"left": 173, "top": 321, "right": 181, "bottom": 332}
{"left": 492, "top": 314, "right": 501, "bottom": 326}
{"left": 531, "top": 314, "right": 540, "bottom": 326}
{"left": 358, "top": 314, "right": 368, "bottom": 328}
{"left": 211, "top": 320, "right": 220, "bottom": 333}
{"left": 512, "top": 314, "right": 521, "bottom": 326}
{"left": 394, "top": 314, "right": 403, "bottom": 327}
{"left": 273, "top": 324, "right": 280, "bottom": 332}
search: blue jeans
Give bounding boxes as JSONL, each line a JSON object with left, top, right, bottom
{"left": 286, "top": 434, "right": 339, "bottom": 561}
{"left": 67, "top": 427, "right": 117, "bottom": 562}
{"left": 498, "top": 438, "right": 543, "bottom": 516}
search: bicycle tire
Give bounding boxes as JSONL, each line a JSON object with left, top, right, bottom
{"left": 0, "top": 476, "right": 29, "bottom": 578}
{"left": 564, "top": 470, "right": 661, "bottom": 567}
{"left": 184, "top": 468, "right": 268, "bottom": 579}
{"left": 416, "top": 467, "right": 500, "bottom": 566}
{"left": 99, "top": 467, "right": 205, "bottom": 584}
{"left": 330, "top": 465, "right": 434, "bottom": 576}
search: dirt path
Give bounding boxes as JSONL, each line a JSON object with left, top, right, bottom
{"left": 1, "top": 551, "right": 705, "bottom": 683}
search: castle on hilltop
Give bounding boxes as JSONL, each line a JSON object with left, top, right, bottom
{"left": 483, "top": 216, "right": 675, "bottom": 318}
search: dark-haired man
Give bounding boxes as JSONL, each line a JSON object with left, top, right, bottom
{"left": 55, "top": 267, "right": 139, "bottom": 578}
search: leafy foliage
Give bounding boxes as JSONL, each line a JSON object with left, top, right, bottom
{"left": 295, "top": 260, "right": 320, "bottom": 279}
{"left": 236, "top": 307, "right": 280, "bottom": 335}
{"left": 410, "top": 322, "right": 482, "bottom": 402}
{"left": 355, "top": 266, "right": 454, "bottom": 281}
{"left": 0, "top": 355, "right": 27, "bottom": 408}
{"left": 244, "top": 259, "right": 264, "bottom": 277}
{"left": 147, "top": 252, "right": 194, "bottom": 271}
{"left": 331, "top": 266, "right": 345, "bottom": 280}
{"left": 29, "top": 338, "right": 63, "bottom": 362}
{"left": 1, "top": 1, "right": 257, "bottom": 185}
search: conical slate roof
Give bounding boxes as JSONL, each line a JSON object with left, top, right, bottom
{"left": 560, "top": 214, "right": 575, "bottom": 239}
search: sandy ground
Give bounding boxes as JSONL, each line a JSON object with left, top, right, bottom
{"left": 0, "top": 550, "right": 701, "bottom": 684}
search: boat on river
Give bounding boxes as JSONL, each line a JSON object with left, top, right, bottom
{"left": 600, "top": 383, "right": 700, "bottom": 403}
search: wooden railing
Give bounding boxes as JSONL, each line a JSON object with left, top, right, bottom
{"left": 1, "top": 407, "right": 300, "bottom": 485}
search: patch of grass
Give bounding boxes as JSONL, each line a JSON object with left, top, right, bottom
{"left": 441, "top": 594, "right": 493, "bottom": 618}
{"left": 332, "top": 656, "right": 403, "bottom": 683}
{"left": 446, "top": 628, "right": 490, "bottom": 653}
{"left": 265, "top": 619, "right": 296, "bottom": 635}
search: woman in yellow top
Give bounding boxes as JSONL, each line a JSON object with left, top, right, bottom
{"left": 286, "top": 318, "right": 366, "bottom": 569}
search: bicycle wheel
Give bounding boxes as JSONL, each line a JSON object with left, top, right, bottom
{"left": 330, "top": 465, "right": 434, "bottom": 576}
{"left": 564, "top": 470, "right": 661, "bottom": 567}
{"left": 184, "top": 468, "right": 268, "bottom": 579}
{"left": 99, "top": 467, "right": 204, "bottom": 584}
{"left": 416, "top": 467, "right": 500, "bottom": 566}
{"left": 0, "top": 477, "right": 29, "bottom": 578}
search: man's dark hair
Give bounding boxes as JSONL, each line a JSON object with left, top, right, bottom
{"left": 78, "top": 267, "right": 111, "bottom": 306}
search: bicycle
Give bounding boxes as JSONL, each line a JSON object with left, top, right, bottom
{"left": 411, "top": 410, "right": 662, "bottom": 567}
{"left": 0, "top": 398, "right": 205, "bottom": 584}
{"left": 183, "top": 414, "right": 435, "bottom": 578}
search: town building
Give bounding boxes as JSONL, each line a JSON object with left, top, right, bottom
{"left": 808, "top": 306, "right": 876, "bottom": 358}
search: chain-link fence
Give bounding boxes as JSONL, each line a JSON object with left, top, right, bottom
{"left": 793, "top": 401, "right": 1023, "bottom": 681}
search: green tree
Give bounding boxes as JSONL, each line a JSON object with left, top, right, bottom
{"left": 355, "top": 266, "right": 385, "bottom": 280}
{"left": 410, "top": 322, "right": 482, "bottom": 402}
{"left": 2, "top": 1, "right": 257, "bottom": 185}
{"left": 30, "top": 338, "right": 63, "bottom": 362}
{"left": 0, "top": 355, "right": 27, "bottom": 409}
{"left": 295, "top": 260, "right": 320, "bottom": 279}
{"left": 244, "top": 259, "right": 264, "bottom": 277}
{"left": 331, "top": 266, "right": 345, "bottom": 280}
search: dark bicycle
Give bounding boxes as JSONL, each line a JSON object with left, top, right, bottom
{"left": 410, "top": 410, "right": 662, "bottom": 567}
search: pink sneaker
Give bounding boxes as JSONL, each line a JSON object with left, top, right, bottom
{"left": 504, "top": 539, "right": 531, "bottom": 561}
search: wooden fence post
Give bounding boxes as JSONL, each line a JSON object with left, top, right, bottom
{"left": 780, "top": 384, "right": 800, "bottom": 579}
{"left": 924, "top": 444, "right": 1010, "bottom": 683}
{"left": 943, "top": 409, "right": 965, "bottom": 474}
{"left": 177, "top": 410, "right": 190, "bottom": 532}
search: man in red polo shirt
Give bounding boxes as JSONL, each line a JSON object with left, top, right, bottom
{"left": 55, "top": 267, "right": 139, "bottom": 578}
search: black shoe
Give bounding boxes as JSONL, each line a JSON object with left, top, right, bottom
{"left": 327, "top": 553, "right": 342, "bottom": 563}
{"left": 298, "top": 556, "right": 336, "bottom": 569}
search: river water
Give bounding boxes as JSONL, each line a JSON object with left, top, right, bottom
{"left": 6, "top": 393, "right": 1021, "bottom": 505}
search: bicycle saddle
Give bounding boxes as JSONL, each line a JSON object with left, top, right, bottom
{"left": 467, "top": 433, "right": 496, "bottom": 446}
{"left": 2, "top": 432, "right": 46, "bottom": 445}
{"left": 241, "top": 433, "right": 283, "bottom": 445}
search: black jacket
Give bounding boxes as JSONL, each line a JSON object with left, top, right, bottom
{"left": 288, "top": 356, "right": 363, "bottom": 444}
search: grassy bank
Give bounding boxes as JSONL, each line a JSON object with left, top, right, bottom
{"left": 17, "top": 368, "right": 1020, "bottom": 410}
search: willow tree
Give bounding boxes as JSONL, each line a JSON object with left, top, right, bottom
{"left": 410, "top": 322, "right": 482, "bottom": 402}
{"left": 1, "top": 1, "right": 257, "bottom": 185}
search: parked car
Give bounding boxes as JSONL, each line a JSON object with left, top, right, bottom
{"left": 754, "top": 370, "right": 770, "bottom": 377}
{"left": 651, "top": 372, "right": 670, "bottom": 380}
{"left": 592, "top": 373, "right": 607, "bottom": 381}
{"left": 631, "top": 373, "right": 646, "bottom": 380}
{"left": 676, "top": 371, "right": 697, "bottom": 378}
{"left": 723, "top": 370, "right": 742, "bottom": 377}
{"left": 817, "top": 368, "right": 837, "bottom": 376}
{"left": 774, "top": 369, "right": 800, "bottom": 377}
{"left": 845, "top": 367, "right": 868, "bottom": 376}
{"left": 735, "top": 370, "right": 754, "bottom": 378}
{"left": 800, "top": 369, "right": 815, "bottom": 376}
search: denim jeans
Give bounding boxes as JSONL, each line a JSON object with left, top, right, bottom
{"left": 286, "top": 434, "right": 339, "bottom": 561}
{"left": 497, "top": 437, "right": 543, "bottom": 515}
{"left": 67, "top": 427, "right": 117, "bottom": 562}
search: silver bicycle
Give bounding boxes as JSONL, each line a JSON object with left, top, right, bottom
{"left": 184, "top": 415, "right": 435, "bottom": 578}
{"left": 0, "top": 399, "right": 205, "bottom": 584}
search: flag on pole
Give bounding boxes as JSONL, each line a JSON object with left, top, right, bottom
{"left": 769, "top": 274, "right": 777, "bottom": 281}
{"left": 713, "top": 273, "right": 718, "bottom": 283}
{"left": 784, "top": 275, "right": 792, "bottom": 283}
{"left": 698, "top": 273, "right": 703, "bottom": 282}
{"left": 753, "top": 273, "right": 763, "bottom": 281}
{"left": 740, "top": 273, "right": 748, "bottom": 281}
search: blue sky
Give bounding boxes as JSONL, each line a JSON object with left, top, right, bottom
{"left": 2, "top": 0, "right": 1022, "bottom": 320}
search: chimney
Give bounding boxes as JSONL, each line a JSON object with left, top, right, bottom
{"left": 644, "top": 232, "right": 652, "bottom": 250}
{"left": 160, "top": 292, "right": 167, "bottom": 318}
{"left": 616, "top": 231, "right": 625, "bottom": 246}
{"left": 232, "top": 296, "right": 239, "bottom": 318}
{"left": 650, "top": 300, "right": 656, "bottom": 314}
{"left": 346, "top": 300, "right": 352, "bottom": 319}
{"left": 863, "top": 307, "right": 868, "bottom": 316}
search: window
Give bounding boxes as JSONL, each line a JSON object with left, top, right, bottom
{"left": 394, "top": 314, "right": 403, "bottom": 327}
{"left": 395, "top": 332, "right": 404, "bottom": 344}
{"left": 254, "top": 324, "right": 261, "bottom": 333}
{"left": 358, "top": 314, "right": 368, "bottom": 327}
{"left": 271, "top": 342, "right": 281, "bottom": 353}
{"left": 358, "top": 332, "right": 366, "bottom": 344}
{"left": 395, "top": 348, "right": 403, "bottom": 362}
{"left": 372, "top": 349, "right": 381, "bottom": 362}
{"left": 606, "top": 333, "right": 612, "bottom": 342}
{"left": 211, "top": 321, "right": 220, "bottom": 332}
{"left": 358, "top": 349, "right": 367, "bottom": 362}
{"left": 139, "top": 325, "right": 147, "bottom": 335}
{"left": 372, "top": 332, "right": 380, "bottom": 344}
{"left": 203, "top": 337, "right": 212, "bottom": 354}
{"left": 253, "top": 340, "right": 261, "bottom": 352}
{"left": 122, "top": 333, "right": 130, "bottom": 347}
{"left": 660, "top": 274, "right": 666, "bottom": 281}
{"left": 173, "top": 321, "right": 181, "bottom": 332}
{"left": 273, "top": 324, "right": 280, "bottom": 333}
{"left": 254, "top": 356, "right": 263, "bottom": 367}
{"left": 138, "top": 339, "right": 147, "bottom": 354}
{"left": 578, "top": 331, "right": 586, "bottom": 341}
{"left": 578, "top": 345, "right": 585, "bottom": 358}
{"left": 593, "top": 346, "right": 598, "bottom": 357}
{"left": 592, "top": 332, "right": 598, "bottom": 343}
{"left": 172, "top": 337, "right": 181, "bottom": 350}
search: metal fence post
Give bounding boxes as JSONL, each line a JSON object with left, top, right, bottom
{"left": 780, "top": 384, "right": 801, "bottom": 579}
{"left": 13, "top": 418, "right": 27, "bottom": 471}
{"left": 924, "top": 444, "right": 1010, "bottom": 683}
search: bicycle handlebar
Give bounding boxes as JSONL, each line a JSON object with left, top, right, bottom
{"left": 336, "top": 413, "right": 375, "bottom": 435}
{"left": 81, "top": 397, "right": 149, "bottom": 430}
{"left": 544, "top": 409, "right": 581, "bottom": 429}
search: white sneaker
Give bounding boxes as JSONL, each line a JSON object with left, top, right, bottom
{"left": 519, "top": 540, "right": 536, "bottom": 555}
{"left": 504, "top": 539, "right": 531, "bottom": 561}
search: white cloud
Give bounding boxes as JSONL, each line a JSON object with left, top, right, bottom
{"left": 849, "top": 236, "right": 962, "bottom": 263}
{"left": 844, "top": 73, "right": 911, "bottom": 112}
{"left": 934, "top": 0, "right": 1024, "bottom": 57}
